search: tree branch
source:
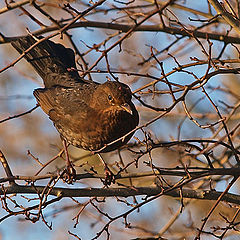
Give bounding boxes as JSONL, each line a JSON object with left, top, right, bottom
{"left": 2, "top": 22, "right": 240, "bottom": 44}
{"left": 1, "top": 184, "right": 240, "bottom": 205}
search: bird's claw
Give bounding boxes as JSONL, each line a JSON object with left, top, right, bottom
{"left": 62, "top": 163, "right": 76, "bottom": 184}
{"left": 103, "top": 166, "right": 115, "bottom": 186}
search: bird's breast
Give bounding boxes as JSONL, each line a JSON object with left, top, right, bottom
{"left": 55, "top": 108, "right": 138, "bottom": 152}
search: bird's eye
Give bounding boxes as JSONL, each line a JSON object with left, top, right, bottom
{"left": 108, "top": 95, "right": 113, "bottom": 101}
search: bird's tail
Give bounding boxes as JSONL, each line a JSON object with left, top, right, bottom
{"left": 11, "top": 35, "right": 80, "bottom": 87}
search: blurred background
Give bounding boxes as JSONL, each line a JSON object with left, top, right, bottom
{"left": 1, "top": 0, "right": 240, "bottom": 239}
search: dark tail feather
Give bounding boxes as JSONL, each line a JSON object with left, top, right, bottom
{"left": 11, "top": 36, "right": 81, "bottom": 87}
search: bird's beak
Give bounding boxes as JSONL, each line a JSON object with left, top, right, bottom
{"left": 120, "top": 103, "right": 133, "bottom": 115}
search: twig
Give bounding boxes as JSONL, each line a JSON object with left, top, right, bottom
{"left": 0, "top": 104, "right": 39, "bottom": 124}
{"left": 0, "top": 150, "right": 15, "bottom": 185}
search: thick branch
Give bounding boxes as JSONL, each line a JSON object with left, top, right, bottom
{"left": 1, "top": 184, "right": 240, "bottom": 205}
{"left": 1, "top": 22, "right": 240, "bottom": 44}
{"left": 0, "top": 0, "right": 30, "bottom": 14}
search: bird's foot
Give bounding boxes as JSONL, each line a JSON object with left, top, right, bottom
{"left": 62, "top": 163, "right": 76, "bottom": 184}
{"left": 103, "top": 165, "right": 115, "bottom": 186}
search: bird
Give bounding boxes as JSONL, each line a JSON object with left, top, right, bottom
{"left": 11, "top": 35, "right": 139, "bottom": 184}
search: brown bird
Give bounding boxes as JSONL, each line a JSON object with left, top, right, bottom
{"left": 11, "top": 36, "right": 139, "bottom": 183}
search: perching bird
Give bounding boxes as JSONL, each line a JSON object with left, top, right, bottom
{"left": 11, "top": 35, "right": 139, "bottom": 183}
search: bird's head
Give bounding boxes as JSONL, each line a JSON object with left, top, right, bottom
{"left": 91, "top": 81, "right": 135, "bottom": 115}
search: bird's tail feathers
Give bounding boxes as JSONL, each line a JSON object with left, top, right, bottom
{"left": 11, "top": 36, "right": 80, "bottom": 87}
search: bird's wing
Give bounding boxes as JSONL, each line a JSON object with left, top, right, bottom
{"left": 33, "top": 86, "right": 91, "bottom": 122}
